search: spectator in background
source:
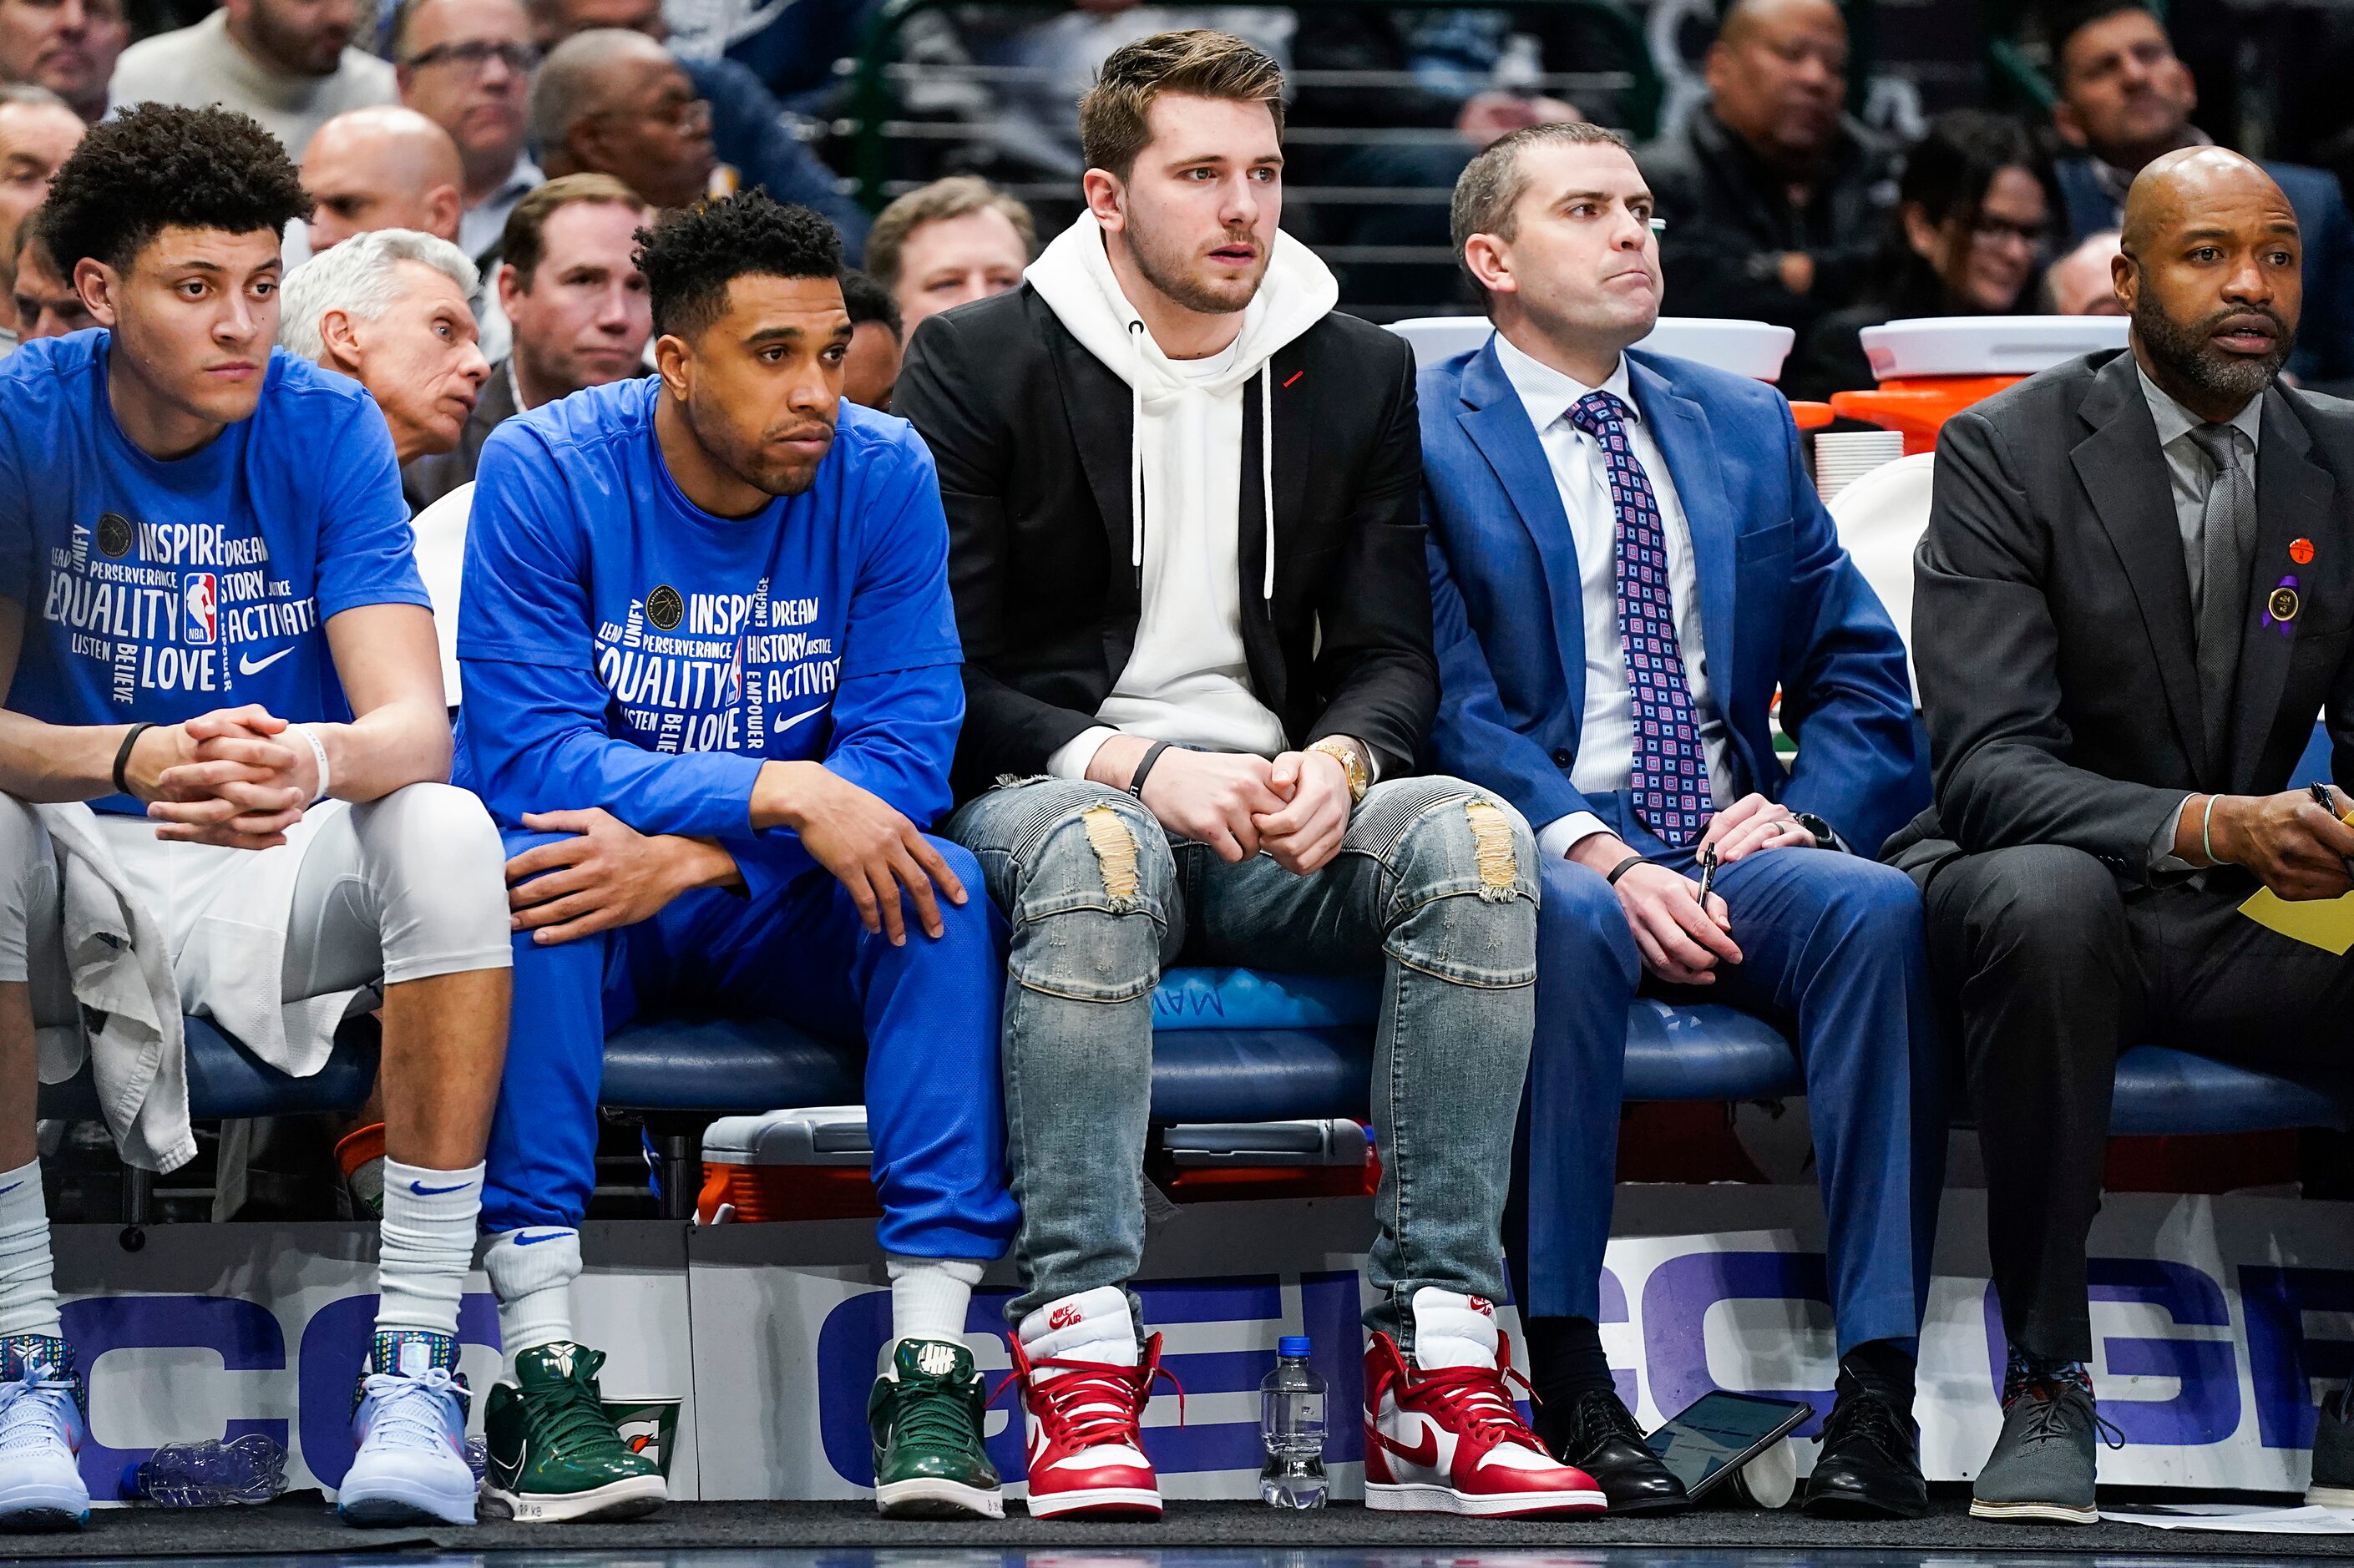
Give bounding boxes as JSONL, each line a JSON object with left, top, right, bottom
{"left": 301, "top": 105, "right": 464, "bottom": 250}
{"left": 393, "top": 0, "right": 542, "bottom": 261}
{"left": 281, "top": 226, "right": 491, "bottom": 467}
{"left": 2045, "top": 228, "right": 2124, "bottom": 314}
{"left": 840, "top": 266, "right": 899, "bottom": 410}
{"left": 866, "top": 175, "right": 1033, "bottom": 331}
{"left": 0, "top": 0, "right": 127, "bottom": 122}
{"left": 530, "top": 28, "right": 712, "bottom": 213}
{"left": 406, "top": 171, "right": 650, "bottom": 511}
{"left": 1638, "top": 0, "right": 1898, "bottom": 336}
{"left": 8, "top": 219, "right": 89, "bottom": 341}
{"left": 663, "top": 0, "right": 868, "bottom": 115}
{"left": 533, "top": 0, "right": 869, "bottom": 255}
{"left": 0, "top": 85, "right": 78, "bottom": 346}
{"left": 1788, "top": 112, "right": 2054, "bottom": 400}
{"left": 109, "top": 0, "right": 397, "bottom": 154}
{"left": 1288, "top": 8, "right": 1581, "bottom": 306}
{"left": 2045, "top": 0, "right": 2354, "bottom": 383}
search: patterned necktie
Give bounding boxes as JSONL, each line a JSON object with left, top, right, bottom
{"left": 1568, "top": 389, "right": 1714, "bottom": 846}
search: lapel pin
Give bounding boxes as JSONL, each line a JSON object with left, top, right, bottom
{"left": 2267, "top": 574, "right": 2303, "bottom": 632}
{"left": 2292, "top": 538, "right": 2316, "bottom": 564}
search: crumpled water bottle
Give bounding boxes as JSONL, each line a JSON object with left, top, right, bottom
{"left": 1258, "top": 1335, "right": 1328, "bottom": 1508}
{"left": 130, "top": 1432, "right": 287, "bottom": 1506}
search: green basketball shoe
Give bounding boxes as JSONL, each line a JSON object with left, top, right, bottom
{"left": 482, "top": 1343, "right": 666, "bottom": 1524}
{"left": 868, "top": 1338, "right": 1003, "bottom": 1518}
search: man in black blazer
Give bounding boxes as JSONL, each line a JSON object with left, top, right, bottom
{"left": 899, "top": 29, "right": 1583, "bottom": 1524}
{"left": 1894, "top": 147, "right": 2354, "bottom": 1524}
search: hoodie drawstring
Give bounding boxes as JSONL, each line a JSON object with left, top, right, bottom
{"left": 1128, "top": 320, "right": 1147, "bottom": 574}
{"left": 1260, "top": 361, "right": 1275, "bottom": 604}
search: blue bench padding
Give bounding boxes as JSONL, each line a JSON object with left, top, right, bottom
{"left": 36, "top": 967, "right": 2354, "bottom": 1138}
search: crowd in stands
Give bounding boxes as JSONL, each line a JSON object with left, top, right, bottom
{"left": 0, "top": 0, "right": 2346, "bottom": 372}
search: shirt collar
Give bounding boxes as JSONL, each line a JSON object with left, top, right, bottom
{"left": 1491, "top": 329, "right": 1638, "bottom": 438}
{"left": 2137, "top": 358, "right": 2263, "bottom": 454}
{"left": 489, "top": 156, "right": 543, "bottom": 204}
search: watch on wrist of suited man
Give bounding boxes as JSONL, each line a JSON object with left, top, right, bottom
{"left": 1793, "top": 812, "right": 1842, "bottom": 852}
{"left": 1308, "top": 736, "right": 1372, "bottom": 804}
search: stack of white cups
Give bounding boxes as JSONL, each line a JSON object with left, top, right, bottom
{"left": 1811, "top": 429, "right": 1907, "bottom": 503}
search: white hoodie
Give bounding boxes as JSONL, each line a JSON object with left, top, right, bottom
{"left": 1024, "top": 212, "right": 1339, "bottom": 776}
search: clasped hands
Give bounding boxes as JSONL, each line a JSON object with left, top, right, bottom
{"left": 1087, "top": 738, "right": 1353, "bottom": 873}
{"left": 122, "top": 703, "right": 321, "bottom": 851}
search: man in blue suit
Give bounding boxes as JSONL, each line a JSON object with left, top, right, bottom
{"left": 2046, "top": 0, "right": 2354, "bottom": 386}
{"left": 1420, "top": 120, "right": 1941, "bottom": 1520}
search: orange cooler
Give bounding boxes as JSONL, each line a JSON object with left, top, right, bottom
{"left": 1830, "top": 316, "right": 2131, "bottom": 453}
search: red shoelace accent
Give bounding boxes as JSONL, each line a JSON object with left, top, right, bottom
{"left": 995, "top": 1333, "right": 1187, "bottom": 1449}
{"left": 1395, "top": 1337, "right": 1542, "bottom": 1450}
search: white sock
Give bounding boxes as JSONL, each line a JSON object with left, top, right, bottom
{"left": 1408, "top": 1286, "right": 1500, "bottom": 1371}
{"left": 1017, "top": 1285, "right": 1139, "bottom": 1378}
{"left": 0, "top": 1157, "right": 59, "bottom": 1340}
{"left": 483, "top": 1227, "right": 580, "bottom": 1378}
{"left": 885, "top": 1256, "right": 983, "bottom": 1356}
{"left": 373, "top": 1158, "right": 483, "bottom": 1340}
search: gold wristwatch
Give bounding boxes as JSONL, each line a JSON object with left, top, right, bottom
{"left": 1309, "top": 736, "right": 1372, "bottom": 804}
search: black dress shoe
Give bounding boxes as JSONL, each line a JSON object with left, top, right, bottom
{"left": 1803, "top": 1377, "right": 1929, "bottom": 1519}
{"left": 1540, "top": 1385, "right": 1691, "bottom": 1515}
{"left": 2308, "top": 1383, "right": 2354, "bottom": 1505}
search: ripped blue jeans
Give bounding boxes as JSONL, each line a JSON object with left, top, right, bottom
{"left": 944, "top": 775, "right": 1539, "bottom": 1348}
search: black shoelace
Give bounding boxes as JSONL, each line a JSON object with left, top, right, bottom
{"left": 1569, "top": 1385, "right": 1648, "bottom": 1449}
{"left": 2012, "top": 1380, "right": 2126, "bottom": 1452}
{"left": 1821, "top": 1386, "right": 1913, "bottom": 1460}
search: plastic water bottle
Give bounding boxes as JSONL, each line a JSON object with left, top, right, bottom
{"left": 1258, "top": 1335, "right": 1327, "bottom": 1509}
{"left": 129, "top": 1433, "right": 287, "bottom": 1506}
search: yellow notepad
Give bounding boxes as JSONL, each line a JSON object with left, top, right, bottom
{"left": 2240, "top": 888, "right": 2354, "bottom": 955}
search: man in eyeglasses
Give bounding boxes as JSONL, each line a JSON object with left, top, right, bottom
{"left": 530, "top": 28, "right": 711, "bottom": 215}
{"left": 395, "top": 0, "right": 542, "bottom": 263}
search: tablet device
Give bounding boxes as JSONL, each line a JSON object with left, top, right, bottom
{"left": 1643, "top": 1390, "right": 1812, "bottom": 1501}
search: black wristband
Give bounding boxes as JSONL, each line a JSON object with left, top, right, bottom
{"left": 112, "top": 721, "right": 154, "bottom": 797}
{"left": 1605, "top": 852, "right": 1647, "bottom": 885}
{"left": 1126, "top": 740, "right": 1173, "bottom": 800}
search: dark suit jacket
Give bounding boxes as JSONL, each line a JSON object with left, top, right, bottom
{"left": 2055, "top": 154, "right": 2354, "bottom": 385}
{"left": 1890, "top": 348, "right": 2354, "bottom": 884}
{"left": 1636, "top": 106, "right": 1901, "bottom": 336}
{"left": 402, "top": 355, "right": 519, "bottom": 514}
{"left": 1420, "top": 340, "right": 1926, "bottom": 857}
{"left": 894, "top": 284, "right": 1436, "bottom": 800}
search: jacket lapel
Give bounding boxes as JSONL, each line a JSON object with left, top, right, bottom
{"left": 2071, "top": 351, "right": 2208, "bottom": 772}
{"left": 1039, "top": 298, "right": 1142, "bottom": 671}
{"left": 2230, "top": 385, "right": 2332, "bottom": 790}
{"left": 1456, "top": 339, "right": 1588, "bottom": 738}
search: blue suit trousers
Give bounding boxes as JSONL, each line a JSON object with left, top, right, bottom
{"left": 1516, "top": 790, "right": 1942, "bottom": 1353}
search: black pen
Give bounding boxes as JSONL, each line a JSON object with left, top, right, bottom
{"left": 2311, "top": 783, "right": 2354, "bottom": 883}
{"left": 1696, "top": 842, "right": 1719, "bottom": 904}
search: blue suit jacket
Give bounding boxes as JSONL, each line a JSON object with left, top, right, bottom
{"left": 2056, "top": 154, "right": 2354, "bottom": 385}
{"left": 1419, "top": 338, "right": 1928, "bottom": 857}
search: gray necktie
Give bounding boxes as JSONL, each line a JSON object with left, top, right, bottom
{"left": 2187, "top": 422, "right": 2254, "bottom": 778}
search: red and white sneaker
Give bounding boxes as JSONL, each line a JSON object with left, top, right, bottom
{"left": 1364, "top": 1288, "right": 1606, "bottom": 1517}
{"left": 1008, "top": 1287, "right": 1183, "bottom": 1519}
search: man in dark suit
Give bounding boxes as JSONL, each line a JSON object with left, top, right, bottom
{"left": 1897, "top": 146, "right": 2354, "bottom": 1524}
{"left": 2046, "top": 0, "right": 2354, "bottom": 385}
{"left": 1420, "top": 120, "right": 1939, "bottom": 1520}
{"left": 898, "top": 29, "right": 1592, "bottom": 1523}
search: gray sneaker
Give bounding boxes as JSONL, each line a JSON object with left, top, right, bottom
{"left": 2308, "top": 1386, "right": 2354, "bottom": 1506}
{"left": 1969, "top": 1366, "right": 2119, "bottom": 1525}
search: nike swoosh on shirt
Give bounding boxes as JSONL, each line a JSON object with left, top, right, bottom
{"left": 773, "top": 706, "right": 827, "bottom": 735}
{"left": 238, "top": 647, "right": 296, "bottom": 676}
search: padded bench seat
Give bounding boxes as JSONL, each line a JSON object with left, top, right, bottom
{"left": 38, "top": 969, "right": 2354, "bottom": 1141}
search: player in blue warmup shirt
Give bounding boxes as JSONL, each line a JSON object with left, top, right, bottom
{"left": 455, "top": 192, "right": 1017, "bottom": 1523}
{"left": 0, "top": 106, "right": 515, "bottom": 1532}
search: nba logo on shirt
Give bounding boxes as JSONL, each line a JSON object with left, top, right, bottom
{"left": 184, "top": 573, "right": 218, "bottom": 645}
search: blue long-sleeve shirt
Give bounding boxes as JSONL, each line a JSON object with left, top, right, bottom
{"left": 453, "top": 377, "right": 962, "bottom": 902}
